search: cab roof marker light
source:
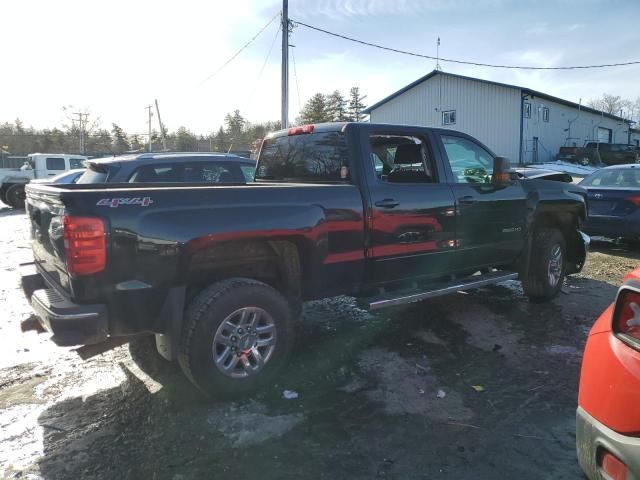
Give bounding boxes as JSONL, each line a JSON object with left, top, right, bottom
{"left": 287, "top": 125, "right": 314, "bottom": 136}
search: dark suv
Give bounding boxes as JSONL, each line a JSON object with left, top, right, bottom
{"left": 77, "top": 152, "right": 256, "bottom": 184}
{"left": 584, "top": 143, "right": 640, "bottom": 166}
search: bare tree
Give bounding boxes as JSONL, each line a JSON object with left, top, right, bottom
{"left": 587, "top": 94, "right": 633, "bottom": 116}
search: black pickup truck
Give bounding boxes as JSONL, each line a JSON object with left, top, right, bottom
{"left": 21, "top": 122, "right": 589, "bottom": 396}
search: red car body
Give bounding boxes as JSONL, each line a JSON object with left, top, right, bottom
{"left": 577, "top": 267, "right": 640, "bottom": 479}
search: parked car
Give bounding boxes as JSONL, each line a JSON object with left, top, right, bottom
{"left": 515, "top": 167, "right": 573, "bottom": 183}
{"left": 580, "top": 164, "right": 640, "bottom": 240}
{"left": 21, "top": 122, "right": 589, "bottom": 397}
{"left": 585, "top": 142, "right": 640, "bottom": 166}
{"left": 577, "top": 266, "right": 640, "bottom": 480}
{"left": 30, "top": 169, "right": 86, "bottom": 185}
{"left": 75, "top": 152, "right": 256, "bottom": 184}
{"left": 0, "top": 153, "right": 87, "bottom": 209}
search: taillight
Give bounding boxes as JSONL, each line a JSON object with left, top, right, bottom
{"left": 613, "top": 286, "right": 640, "bottom": 345}
{"left": 63, "top": 216, "right": 106, "bottom": 276}
{"left": 287, "top": 124, "right": 314, "bottom": 136}
{"left": 626, "top": 195, "right": 640, "bottom": 207}
{"left": 599, "top": 449, "right": 627, "bottom": 480}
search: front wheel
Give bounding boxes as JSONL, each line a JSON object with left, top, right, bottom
{"left": 178, "top": 278, "right": 294, "bottom": 398}
{"left": 522, "top": 228, "right": 566, "bottom": 301}
{"left": 6, "top": 184, "right": 26, "bottom": 209}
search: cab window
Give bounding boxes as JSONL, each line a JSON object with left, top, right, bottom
{"left": 369, "top": 134, "right": 435, "bottom": 183}
{"left": 69, "top": 158, "right": 85, "bottom": 169}
{"left": 441, "top": 135, "right": 494, "bottom": 184}
{"left": 46, "top": 157, "right": 65, "bottom": 170}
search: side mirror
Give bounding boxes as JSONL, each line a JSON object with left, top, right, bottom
{"left": 492, "top": 157, "right": 513, "bottom": 187}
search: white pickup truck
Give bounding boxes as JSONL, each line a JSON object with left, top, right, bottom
{"left": 0, "top": 153, "right": 87, "bottom": 208}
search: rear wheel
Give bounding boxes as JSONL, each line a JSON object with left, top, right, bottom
{"left": 522, "top": 228, "right": 566, "bottom": 301}
{"left": 0, "top": 186, "right": 9, "bottom": 206}
{"left": 178, "top": 278, "right": 294, "bottom": 398}
{"left": 6, "top": 184, "right": 25, "bottom": 209}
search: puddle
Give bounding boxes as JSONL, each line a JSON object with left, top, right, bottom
{"left": 358, "top": 348, "right": 472, "bottom": 420}
{"left": 207, "top": 401, "right": 304, "bottom": 448}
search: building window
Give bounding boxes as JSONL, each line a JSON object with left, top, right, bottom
{"left": 442, "top": 110, "right": 456, "bottom": 125}
{"left": 542, "top": 107, "right": 549, "bottom": 122}
{"left": 524, "top": 102, "right": 531, "bottom": 118}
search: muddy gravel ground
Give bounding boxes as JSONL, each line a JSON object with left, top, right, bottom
{"left": 1, "top": 205, "right": 638, "bottom": 480}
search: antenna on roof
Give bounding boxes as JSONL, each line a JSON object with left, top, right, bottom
{"left": 436, "top": 37, "right": 442, "bottom": 71}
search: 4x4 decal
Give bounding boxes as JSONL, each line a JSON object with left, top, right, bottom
{"left": 96, "top": 197, "right": 153, "bottom": 208}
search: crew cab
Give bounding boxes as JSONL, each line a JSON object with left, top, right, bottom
{"left": 20, "top": 123, "right": 589, "bottom": 397}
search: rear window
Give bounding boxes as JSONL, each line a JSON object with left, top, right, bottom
{"left": 582, "top": 168, "right": 640, "bottom": 187}
{"left": 256, "top": 131, "right": 349, "bottom": 182}
{"left": 77, "top": 163, "right": 109, "bottom": 183}
{"left": 128, "top": 162, "right": 248, "bottom": 183}
{"left": 46, "top": 157, "right": 65, "bottom": 170}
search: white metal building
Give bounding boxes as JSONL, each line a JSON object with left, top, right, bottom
{"left": 363, "top": 70, "right": 633, "bottom": 164}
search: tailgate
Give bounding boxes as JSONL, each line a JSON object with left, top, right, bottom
{"left": 25, "top": 188, "right": 71, "bottom": 293}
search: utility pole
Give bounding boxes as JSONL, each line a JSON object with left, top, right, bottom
{"left": 436, "top": 37, "right": 441, "bottom": 71}
{"left": 73, "top": 112, "right": 88, "bottom": 154}
{"left": 154, "top": 99, "right": 167, "bottom": 151}
{"left": 145, "top": 105, "right": 153, "bottom": 152}
{"left": 281, "top": 0, "right": 289, "bottom": 128}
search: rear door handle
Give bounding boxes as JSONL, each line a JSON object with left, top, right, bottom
{"left": 459, "top": 195, "right": 477, "bottom": 205}
{"left": 375, "top": 199, "right": 400, "bottom": 209}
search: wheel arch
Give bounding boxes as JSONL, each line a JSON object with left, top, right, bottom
{"left": 182, "top": 238, "right": 305, "bottom": 309}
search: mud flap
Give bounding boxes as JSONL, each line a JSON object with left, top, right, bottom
{"left": 154, "top": 287, "right": 186, "bottom": 361}
{"left": 567, "top": 230, "right": 590, "bottom": 274}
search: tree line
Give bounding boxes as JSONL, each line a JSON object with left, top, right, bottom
{"left": 296, "top": 86, "right": 368, "bottom": 124}
{"left": 0, "top": 114, "right": 280, "bottom": 158}
{"left": 0, "top": 86, "right": 368, "bottom": 159}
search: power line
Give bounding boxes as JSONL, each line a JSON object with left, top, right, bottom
{"left": 246, "top": 22, "right": 282, "bottom": 103}
{"left": 292, "top": 19, "right": 640, "bottom": 71}
{"left": 200, "top": 12, "right": 280, "bottom": 85}
{"left": 290, "top": 46, "right": 302, "bottom": 112}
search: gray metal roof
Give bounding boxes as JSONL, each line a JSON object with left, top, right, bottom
{"left": 363, "top": 70, "right": 631, "bottom": 123}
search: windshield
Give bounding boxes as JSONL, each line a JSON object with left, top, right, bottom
{"left": 256, "top": 131, "right": 349, "bottom": 182}
{"left": 581, "top": 167, "right": 640, "bottom": 187}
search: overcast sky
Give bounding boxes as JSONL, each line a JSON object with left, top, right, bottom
{"left": 3, "top": 0, "right": 639, "bottom": 135}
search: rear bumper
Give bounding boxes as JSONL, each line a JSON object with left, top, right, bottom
{"left": 583, "top": 215, "right": 640, "bottom": 238}
{"left": 577, "top": 406, "right": 640, "bottom": 480}
{"left": 21, "top": 263, "right": 109, "bottom": 346}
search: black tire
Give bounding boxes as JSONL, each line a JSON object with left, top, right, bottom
{"left": 522, "top": 227, "right": 566, "bottom": 301}
{"left": 178, "top": 278, "right": 294, "bottom": 398}
{"left": 0, "top": 186, "right": 9, "bottom": 206}
{"left": 6, "top": 184, "right": 26, "bottom": 209}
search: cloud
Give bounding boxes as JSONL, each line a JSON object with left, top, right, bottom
{"left": 296, "top": 0, "right": 507, "bottom": 20}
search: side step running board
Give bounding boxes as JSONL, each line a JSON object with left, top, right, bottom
{"left": 358, "top": 271, "right": 518, "bottom": 311}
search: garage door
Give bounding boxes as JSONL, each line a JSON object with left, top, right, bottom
{"left": 597, "top": 127, "right": 612, "bottom": 143}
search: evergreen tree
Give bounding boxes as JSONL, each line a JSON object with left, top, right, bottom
{"left": 347, "top": 87, "right": 368, "bottom": 122}
{"left": 130, "top": 134, "right": 144, "bottom": 151}
{"left": 175, "top": 126, "right": 197, "bottom": 152}
{"left": 298, "top": 93, "right": 331, "bottom": 124}
{"left": 214, "top": 126, "right": 228, "bottom": 152}
{"left": 326, "top": 90, "right": 348, "bottom": 121}
{"left": 111, "top": 123, "right": 129, "bottom": 153}
{"left": 224, "top": 110, "right": 246, "bottom": 144}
